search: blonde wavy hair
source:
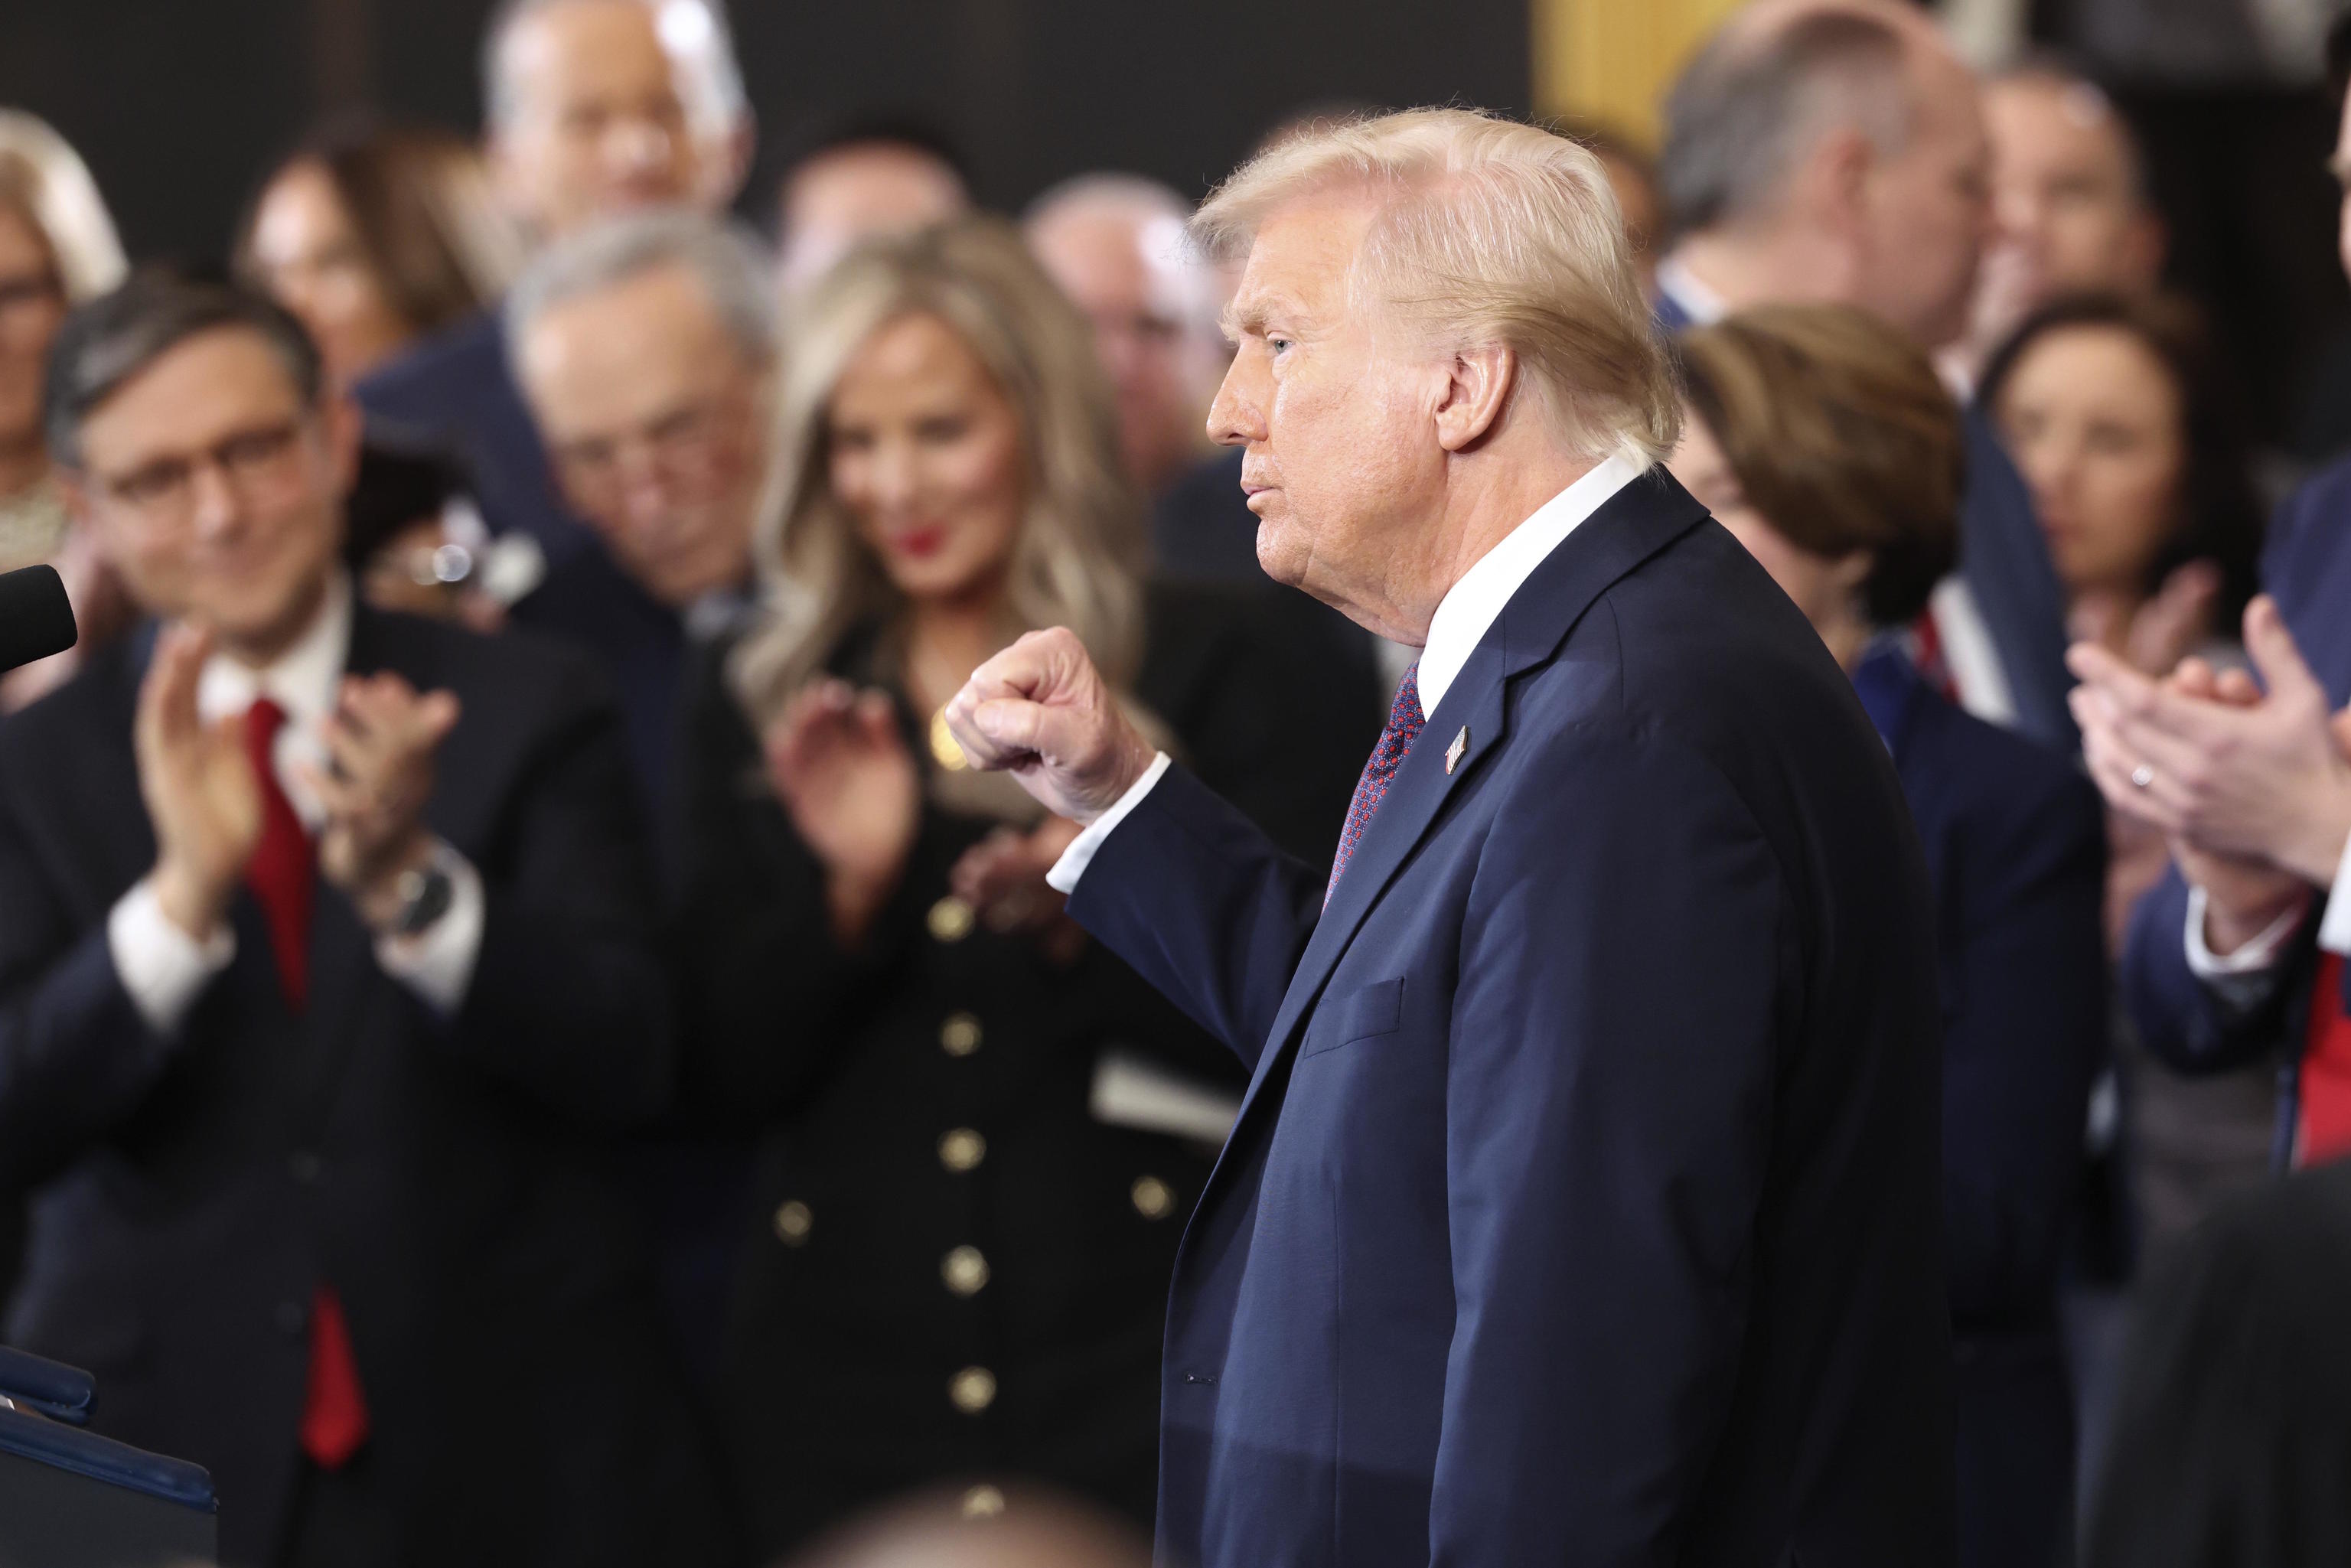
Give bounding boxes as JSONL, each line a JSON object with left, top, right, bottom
{"left": 731, "top": 216, "right": 1146, "bottom": 722}
{"left": 0, "top": 111, "right": 127, "bottom": 303}
{"left": 1193, "top": 106, "right": 1678, "bottom": 471}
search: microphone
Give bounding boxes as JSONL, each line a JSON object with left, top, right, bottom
{"left": 0, "top": 566, "right": 78, "bottom": 675}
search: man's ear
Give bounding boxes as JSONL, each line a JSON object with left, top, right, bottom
{"left": 1798, "top": 126, "right": 1874, "bottom": 243}
{"left": 1433, "top": 344, "right": 1517, "bottom": 454}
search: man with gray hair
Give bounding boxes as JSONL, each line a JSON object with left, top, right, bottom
{"left": 1026, "top": 175, "right": 1225, "bottom": 498}
{"left": 357, "top": 0, "right": 753, "bottom": 624}
{"left": 1657, "top": 0, "right": 2079, "bottom": 756}
{"left": 508, "top": 208, "right": 771, "bottom": 815}
{"left": 945, "top": 107, "right": 1951, "bottom": 1566}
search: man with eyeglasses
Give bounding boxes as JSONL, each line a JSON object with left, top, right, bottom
{"left": 507, "top": 209, "right": 768, "bottom": 823}
{"left": 355, "top": 0, "right": 752, "bottom": 618}
{"left": 0, "top": 271, "right": 727, "bottom": 1566}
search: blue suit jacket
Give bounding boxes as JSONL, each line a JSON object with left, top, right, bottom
{"left": 1070, "top": 470, "right": 1955, "bottom": 1566}
{"left": 1856, "top": 647, "right": 2106, "bottom": 1568}
{"left": 1655, "top": 290, "right": 2076, "bottom": 753}
{"left": 2124, "top": 455, "right": 2351, "bottom": 1162}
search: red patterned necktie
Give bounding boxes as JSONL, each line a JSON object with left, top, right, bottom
{"left": 241, "top": 699, "right": 372, "bottom": 1469}
{"left": 1326, "top": 663, "right": 1423, "bottom": 909}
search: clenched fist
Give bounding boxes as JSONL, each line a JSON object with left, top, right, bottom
{"left": 941, "top": 628, "right": 1156, "bottom": 825}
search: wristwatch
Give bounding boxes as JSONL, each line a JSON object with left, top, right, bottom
{"left": 389, "top": 850, "right": 458, "bottom": 938}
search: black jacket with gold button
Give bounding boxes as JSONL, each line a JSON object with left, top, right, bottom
{"left": 670, "top": 579, "right": 1379, "bottom": 1557}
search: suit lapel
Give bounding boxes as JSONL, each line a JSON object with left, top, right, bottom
{"left": 1204, "top": 471, "right": 1714, "bottom": 1188}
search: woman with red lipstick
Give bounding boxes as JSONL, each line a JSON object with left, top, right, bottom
{"left": 671, "top": 216, "right": 1377, "bottom": 1557}
{"left": 1984, "top": 294, "right": 2272, "bottom": 1258}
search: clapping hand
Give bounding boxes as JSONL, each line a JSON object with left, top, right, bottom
{"left": 2071, "top": 596, "right": 2351, "bottom": 953}
{"left": 135, "top": 623, "right": 264, "bottom": 940}
{"left": 764, "top": 679, "right": 921, "bottom": 944}
{"left": 295, "top": 673, "right": 461, "bottom": 933}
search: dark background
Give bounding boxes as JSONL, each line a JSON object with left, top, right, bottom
{"left": 1, "top": 0, "right": 1531, "bottom": 262}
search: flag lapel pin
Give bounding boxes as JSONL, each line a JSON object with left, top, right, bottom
{"left": 1444, "top": 726, "right": 1468, "bottom": 775}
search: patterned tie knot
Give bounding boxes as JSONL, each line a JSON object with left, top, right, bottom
{"left": 1326, "top": 663, "right": 1424, "bottom": 907}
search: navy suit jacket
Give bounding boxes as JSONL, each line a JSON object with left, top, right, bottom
{"left": 2124, "top": 455, "right": 2351, "bottom": 1160}
{"left": 1655, "top": 289, "right": 2076, "bottom": 753}
{"left": 0, "top": 608, "right": 725, "bottom": 1566}
{"left": 1069, "top": 470, "right": 1954, "bottom": 1566}
{"left": 1856, "top": 647, "right": 2105, "bottom": 1568}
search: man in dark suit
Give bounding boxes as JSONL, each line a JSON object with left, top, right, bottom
{"left": 355, "top": 0, "right": 752, "bottom": 598}
{"left": 1655, "top": 0, "right": 2078, "bottom": 753}
{"left": 506, "top": 208, "right": 768, "bottom": 826}
{"left": 2073, "top": 73, "right": 2351, "bottom": 1174}
{"left": 945, "top": 109, "right": 1952, "bottom": 1567}
{"left": 0, "top": 274, "right": 721, "bottom": 1564}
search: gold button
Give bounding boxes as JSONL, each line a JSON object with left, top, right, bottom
{"left": 928, "top": 896, "right": 975, "bottom": 943}
{"left": 773, "top": 1200, "right": 812, "bottom": 1244}
{"left": 929, "top": 708, "right": 969, "bottom": 771}
{"left": 939, "top": 1127, "right": 987, "bottom": 1172}
{"left": 1131, "top": 1175, "right": 1175, "bottom": 1220}
{"left": 950, "top": 1364, "right": 996, "bottom": 1414}
{"left": 961, "top": 1483, "right": 1006, "bottom": 1518}
{"left": 940, "top": 1012, "right": 983, "bottom": 1056}
{"left": 942, "top": 1245, "right": 991, "bottom": 1296}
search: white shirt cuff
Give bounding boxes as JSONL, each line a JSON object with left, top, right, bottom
{"left": 2184, "top": 883, "right": 2312, "bottom": 1015}
{"left": 106, "top": 878, "right": 235, "bottom": 1035}
{"left": 2317, "top": 832, "right": 2351, "bottom": 957}
{"left": 373, "top": 846, "right": 484, "bottom": 1016}
{"left": 1046, "top": 752, "right": 1171, "bottom": 896}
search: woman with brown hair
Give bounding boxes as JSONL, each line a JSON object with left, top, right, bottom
{"left": 672, "top": 216, "right": 1376, "bottom": 1554}
{"left": 238, "top": 126, "right": 520, "bottom": 392}
{"left": 1674, "top": 304, "right": 2108, "bottom": 1568}
{"left": 239, "top": 127, "right": 522, "bottom": 624}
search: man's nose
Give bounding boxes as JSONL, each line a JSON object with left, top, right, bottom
{"left": 605, "top": 115, "right": 673, "bottom": 177}
{"left": 1206, "top": 357, "right": 1265, "bottom": 448}
{"left": 187, "top": 461, "right": 243, "bottom": 542}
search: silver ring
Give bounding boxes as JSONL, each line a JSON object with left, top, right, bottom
{"left": 2131, "top": 763, "right": 2156, "bottom": 791}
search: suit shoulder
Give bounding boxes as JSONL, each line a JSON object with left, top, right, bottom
{"left": 1583, "top": 521, "right": 1864, "bottom": 745}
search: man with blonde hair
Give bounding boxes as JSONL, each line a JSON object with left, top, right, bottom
{"left": 946, "top": 108, "right": 1952, "bottom": 1566}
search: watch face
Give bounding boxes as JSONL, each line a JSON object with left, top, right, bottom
{"left": 397, "top": 863, "right": 457, "bottom": 937}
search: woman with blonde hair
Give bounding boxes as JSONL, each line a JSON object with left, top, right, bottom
{"left": 0, "top": 111, "right": 132, "bottom": 707}
{"left": 672, "top": 216, "right": 1374, "bottom": 1554}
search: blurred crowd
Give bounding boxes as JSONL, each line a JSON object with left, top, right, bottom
{"left": 2, "top": 0, "right": 2351, "bottom": 1563}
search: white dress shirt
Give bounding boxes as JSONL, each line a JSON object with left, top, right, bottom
{"left": 2180, "top": 836, "right": 2351, "bottom": 1006}
{"left": 1048, "top": 455, "right": 1645, "bottom": 895}
{"left": 107, "top": 572, "right": 485, "bottom": 1032}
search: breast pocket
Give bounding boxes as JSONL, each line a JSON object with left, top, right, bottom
{"left": 1300, "top": 976, "right": 1405, "bottom": 1058}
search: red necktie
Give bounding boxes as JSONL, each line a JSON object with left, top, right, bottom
{"left": 1326, "top": 663, "right": 1423, "bottom": 908}
{"left": 2297, "top": 953, "right": 2351, "bottom": 1165}
{"left": 241, "top": 700, "right": 371, "bottom": 1469}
